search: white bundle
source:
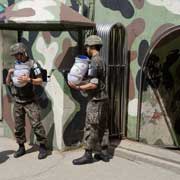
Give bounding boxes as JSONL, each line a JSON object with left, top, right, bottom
{"left": 68, "top": 55, "right": 89, "bottom": 85}
{"left": 11, "top": 61, "right": 31, "bottom": 87}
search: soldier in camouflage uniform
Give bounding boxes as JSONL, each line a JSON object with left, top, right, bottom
{"left": 68, "top": 35, "right": 110, "bottom": 165}
{"left": 6, "top": 43, "right": 48, "bottom": 160}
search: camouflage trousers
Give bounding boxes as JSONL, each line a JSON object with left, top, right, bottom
{"left": 13, "top": 101, "right": 47, "bottom": 145}
{"left": 83, "top": 99, "right": 109, "bottom": 152}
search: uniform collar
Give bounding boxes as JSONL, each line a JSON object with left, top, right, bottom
{"left": 15, "top": 58, "right": 29, "bottom": 64}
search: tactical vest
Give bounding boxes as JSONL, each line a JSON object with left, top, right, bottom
{"left": 10, "top": 59, "right": 45, "bottom": 103}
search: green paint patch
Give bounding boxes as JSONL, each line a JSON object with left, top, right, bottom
{"left": 127, "top": 115, "right": 137, "bottom": 139}
{"left": 52, "top": 70, "right": 80, "bottom": 129}
{"left": 0, "top": 4, "right": 5, "bottom": 13}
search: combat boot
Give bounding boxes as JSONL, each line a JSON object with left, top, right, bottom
{"left": 94, "top": 149, "right": 110, "bottom": 162}
{"left": 14, "top": 144, "right": 26, "bottom": 158}
{"left": 38, "top": 144, "right": 48, "bottom": 160}
{"left": 72, "top": 149, "right": 93, "bottom": 165}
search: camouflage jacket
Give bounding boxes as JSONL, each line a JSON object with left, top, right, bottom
{"left": 85, "top": 54, "right": 108, "bottom": 101}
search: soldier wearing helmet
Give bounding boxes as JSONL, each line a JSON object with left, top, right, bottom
{"left": 84, "top": 35, "right": 103, "bottom": 47}
{"left": 68, "top": 35, "right": 110, "bottom": 165}
{"left": 6, "top": 42, "right": 48, "bottom": 160}
{"left": 10, "top": 42, "right": 27, "bottom": 56}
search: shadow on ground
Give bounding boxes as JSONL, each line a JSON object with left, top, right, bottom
{"left": 109, "top": 138, "right": 122, "bottom": 158}
{"left": 0, "top": 150, "right": 15, "bottom": 164}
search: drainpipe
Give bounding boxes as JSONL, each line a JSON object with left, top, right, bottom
{"left": 88, "top": 0, "right": 95, "bottom": 21}
{"left": 78, "top": 0, "right": 84, "bottom": 15}
{"left": 77, "top": 0, "right": 84, "bottom": 54}
{"left": 77, "top": 0, "right": 95, "bottom": 20}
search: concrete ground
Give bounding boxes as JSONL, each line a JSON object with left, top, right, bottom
{"left": 0, "top": 137, "right": 180, "bottom": 180}
{"left": 114, "top": 139, "right": 180, "bottom": 174}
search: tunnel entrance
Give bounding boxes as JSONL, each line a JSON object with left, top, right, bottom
{"left": 138, "top": 26, "right": 180, "bottom": 148}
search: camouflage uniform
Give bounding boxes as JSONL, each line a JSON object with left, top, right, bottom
{"left": 14, "top": 101, "right": 47, "bottom": 144}
{"left": 72, "top": 35, "right": 109, "bottom": 165}
{"left": 83, "top": 53, "right": 109, "bottom": 152}
{"left": 12, "top": 59, "right": 47, "bottom": 144}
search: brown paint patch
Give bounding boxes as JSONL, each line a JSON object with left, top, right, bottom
{"left": 42, "top": 32, "right": 51, "bottom": 44}
{"left": 60, "top": 3, "right": 95, "bottom": 26}
{"left": 132, "top": 0, "right": 144, "bottom": 9}
{"left": 5, "top": 6, "right": 35, "bottom": 20}
{"left": 55, "top": 38, "right": 72, "bottom": 68}
{"left": 0, "top": 4, "right": 14, "bottom": 20}
{"left": 127, "top": 18, "right": 145, "bottom": 49}
{"left": 152, "top": 112, "right": 162, "bottom": 121}
{"left": 151, "top": 24, "right": 175, "bottom": 44}
{"left": 129, "top": 73, "right": 135, "bottom": 100}
{"left": 126, "top": 19, "right": 145, "bottom": 101}
{"left": 4, "top": 4, "right": 14, "bottom": 14}
{"left": 130, "top": 51, "right": 137, "bottom": 61}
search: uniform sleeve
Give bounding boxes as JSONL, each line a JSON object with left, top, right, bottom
{"left": 30, "top": 60, "right": 42, "bottom": 78}
{"left": 90, "top": 78, "right": 99, "bottom": 85}
{"left": 88, "top": 60, "right": 100, "bottom": 85}
{"left": 33, "top": 61, "right": 42, "bottom": 77}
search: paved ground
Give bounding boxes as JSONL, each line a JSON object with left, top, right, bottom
{"left": 0, "top": 137, "right": 180, "bottom": 180}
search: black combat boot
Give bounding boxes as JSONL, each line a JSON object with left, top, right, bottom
{"left": 72, "top": 149, "right": 93, "bottom": 165}
{"left": 94, "top": 148, "right": 110, "bottom": 162}
{"left": 38, "top": 144, "right": 48, "bottom": 160}
{"left": 14, "top": 144, "right": 26, "bottom": 158}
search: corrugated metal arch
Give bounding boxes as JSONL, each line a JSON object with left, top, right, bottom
{"left": 96, "top": 23, "right": 128, "bottom": 138}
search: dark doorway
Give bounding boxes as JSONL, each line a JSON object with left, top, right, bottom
{"left": 138, "top": 26, "right": 180, "bottom": 148}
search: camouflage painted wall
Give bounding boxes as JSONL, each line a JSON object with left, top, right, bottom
{"left": 85, "top": 0, "right": 180, "bottom": 146}
{"left": 0, "top": 0, "right": 86, "bottom": 150}
{"left": 1, "top": 0, "right": 180, "bottom": 149}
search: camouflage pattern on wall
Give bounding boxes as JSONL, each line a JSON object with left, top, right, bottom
{"left": 1, "top": 0, "right": 180, "bottom": 149}
{"left": 89, "top": 0, "right": 180, "bottom": 146}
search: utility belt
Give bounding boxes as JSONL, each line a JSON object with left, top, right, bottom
{"left": 10, "top": 83, "right": 34, "bottom": 99}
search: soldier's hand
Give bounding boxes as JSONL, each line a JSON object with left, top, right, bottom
{"left": 6, "top": 68, "right": 14, "bottom": 85}
{"left": 8, "top": 68, "right": 14, "bottom": 74}
{"left": 18, "top": 74, "right": 30, "bottom": 84}
{"left": 68, "top": 81, "right": 79, "bottom": 90}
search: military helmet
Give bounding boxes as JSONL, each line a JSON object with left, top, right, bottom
{"left": 84, "top": 35, "right": 103, "bottom": 46}
{"left": 10, "top": 42, "right": 27, "bottom": 56}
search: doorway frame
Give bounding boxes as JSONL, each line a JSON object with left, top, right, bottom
{"left": 137, "top": 25, "right": 180, "bottom": 147}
